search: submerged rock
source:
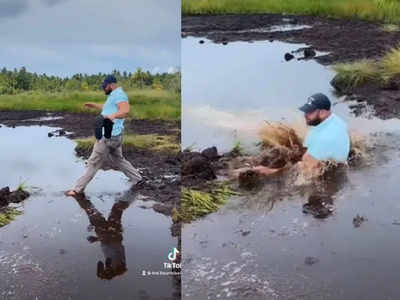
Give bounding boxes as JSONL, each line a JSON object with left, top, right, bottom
{"left": 304, "top": 48, "right": 316, "bottom": 58}
{"left": 284, "top": 53, "right": 295, "bottom": 61}
{"left": 0, "top": 186, "right": 30, "bottom": 205}
{"left": 0, "top": 187, "right": 11, "bottom": 206}
{"left": 353, "top": 214, "right": 367, "bottom": 228}
{"left": 304, "top": 256, "right": 319, "bottom": 265}
{"left": 201, "top": 146, "right": 219, "bottom": 161}
{"left": 182, "top": 153, "right": 216, "bottom": 180}
{"left": 8, "top": 189, "right": 30, "bottom": 203}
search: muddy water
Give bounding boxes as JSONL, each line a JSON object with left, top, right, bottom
{"left": 182, "top": 37, "right": 400, "bottom": 299}
{"left": 0, "top": 125, "right": 179, "bottom": 300}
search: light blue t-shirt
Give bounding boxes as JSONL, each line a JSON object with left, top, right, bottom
{"left": 101, "top": 87, "right": 128, "bottom": 136}
{"left": 304, "top": 113, "right": 350, "bottom": 162}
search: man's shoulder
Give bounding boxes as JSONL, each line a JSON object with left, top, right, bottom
{"left": 112, "top": 87, "right": 128, "bottom": 101}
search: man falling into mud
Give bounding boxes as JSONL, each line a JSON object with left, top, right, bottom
{"left": 246, "top": 93, "right": 350, "bottom": 177}
{"left": 66, "top": 75, "right": 144, "bottom": 197}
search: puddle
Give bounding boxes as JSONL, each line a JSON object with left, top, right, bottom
{"left": 182, "top": 37, "right": 400, "bottom": 299}
{"left": 237, "top": 24, "right": 312, "bottom": 34}
{"left": 0, "top": 125, "right": 179, "bottom": 299}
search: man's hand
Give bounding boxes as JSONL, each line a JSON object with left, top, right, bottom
{"left": 84, "top": 102, "right": 103, "bottom": 110}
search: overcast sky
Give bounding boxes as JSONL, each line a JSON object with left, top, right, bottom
{"left": 0, "top": 0, "right": 180, "bottom": 77}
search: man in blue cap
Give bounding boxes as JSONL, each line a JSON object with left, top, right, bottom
{"left": 250, "top": 93, "right": 350, "bottom": 176}
{"left": 66, "top": 75, "right": 144, "bottom": 197}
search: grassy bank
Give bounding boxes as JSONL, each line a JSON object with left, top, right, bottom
{"left": 75, "top": 134, "right": 180, "bottom": 154}
{"left": 332, "top": 45, "right": 400, "bottom": 88}
{"left": 182, "top": 0, "right": 400, "bottom": 23}
{"left": 0, "top": 89, "right": 180, "bottom": 120}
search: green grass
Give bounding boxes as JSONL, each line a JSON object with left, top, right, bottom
{"left": 0, "top": 89, "right": 180, "bottom": 121}
{"left": 180, "top": 185, "right": 239, "bottom": 223}
{"left": 0, "top": 208, "right": 22, "bottom": 228}
{"left": 75, "top": 134, "right": 180, "bottom": 154}
{"left": 332, "top": 45, "right": 400, "bottom": 88}
{"left": 381, "top": 45, "right": 400, "bottom": 81}
{"left": 382, "top": 23, "right": 400, "bottom": 31}
{"left": 332, "top": 59, "right": 380, "bottom": 88}
{"left": 182, "top": 0, "right": 400, "bottom": 24}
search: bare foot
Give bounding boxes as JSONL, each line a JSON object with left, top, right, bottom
{"left": 65, "top": 190, "right": 83, "bottom": 197}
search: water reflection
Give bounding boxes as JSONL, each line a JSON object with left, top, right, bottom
{"left": 73, "top": 194, "right": 134, "bottom": 280}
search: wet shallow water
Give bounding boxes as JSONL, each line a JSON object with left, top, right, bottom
{"left": 182, "top": 37, "right": 400, "bottom": 299}
{"left": 0, "top": 125, "right": 179, "bottom": 300}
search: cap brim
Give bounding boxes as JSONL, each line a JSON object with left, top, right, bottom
{"left": 299, "top": 103, "right": 317, "bottom": 114}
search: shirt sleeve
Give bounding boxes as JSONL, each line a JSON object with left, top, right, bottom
{"left": 114, "top": 90, "right": 128, "bottom": 104}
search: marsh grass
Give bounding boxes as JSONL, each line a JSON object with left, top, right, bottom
{"left": 180, "top": 185, "right": 239, "bottom": 223}
{"left": 0, "top": 208, "right": 22, "bottom": 227}
{"left": 0, "top": 89, "right": 180, "bottom": 120}
{"left": 333, "top": 45, "right": 400, "bottom": 87}
{"left": 75, "top": 134, "right": 180, "bottom": 153}
{"left": 182, "top": 0, "right": 400, "bottom": 24}
{"left": 382, "top": 23, "right": 400, "bottom": 31}
{"left": 333, "top": 60, "right": 380, "bottom": 88}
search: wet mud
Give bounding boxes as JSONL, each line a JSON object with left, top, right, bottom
{"left": 182, "top": 14, "right": 400, "bottom": 119}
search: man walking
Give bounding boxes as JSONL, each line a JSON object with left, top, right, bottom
{"left": 66, "top": 75, "right": 143, "bottom": 197}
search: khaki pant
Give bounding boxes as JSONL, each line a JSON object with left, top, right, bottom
{"left": 74, "top": 135, "right": 142, "bottom": 193}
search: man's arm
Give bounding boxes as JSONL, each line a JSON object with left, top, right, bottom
{"left": 84, "top": 102, "right": 104, "bottom": 110}
{"left": 105, "top": 101, "right": 130, "bottom": 121}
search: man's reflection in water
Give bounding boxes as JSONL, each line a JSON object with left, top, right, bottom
{"left": 302, "top": 164, "right": 348, "bottom": 219}
{"left": 73, "top": 194, "right": 135, "bottom": 280}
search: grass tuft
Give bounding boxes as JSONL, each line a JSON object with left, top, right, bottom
{"left": 333, "top": 59, "right": 380, "bottom": 88}
{"left": 180, "top": 185, "right": 239, "bottom": 223}
{"left": 0, "top": 208, "right": 22, "bottom": 227}
{"left": 381, "top": 45, "right": 400, "bottom": 81}
{"left": 75, "top": 134, "right": 180, "bottom": 154}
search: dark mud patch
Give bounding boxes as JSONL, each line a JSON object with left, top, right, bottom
{"left": 0, "top": 186, "right": 30, "bottom": 206}
{"left": 182, "top": 14, "right": 400, "bottom": 119}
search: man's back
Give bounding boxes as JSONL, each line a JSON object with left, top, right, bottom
{"left": 304, "top": 113, "right": 350, "bottom": 162}
{"left": 102, "top": 87, "right": 129, "bottom": 136}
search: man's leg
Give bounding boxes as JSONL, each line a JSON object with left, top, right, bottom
{"left": 72, "top": 139, "right": 107, "bottom": 193}
{"left": 107, "top": 136, "right": 142, "bottom": 184}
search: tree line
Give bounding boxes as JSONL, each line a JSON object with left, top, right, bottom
{"left": 0, "top": 67, "right": 181, "bottom": 95}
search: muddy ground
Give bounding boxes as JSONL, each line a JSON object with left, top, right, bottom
{"left": 0, "top": 110, "right": 181, "bottom": 236}
{"left": 183, "top": 14, "right": 400, "bottom": 119}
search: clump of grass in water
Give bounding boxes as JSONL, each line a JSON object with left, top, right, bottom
{"left": 332, "top": 60, "right": 380, "bottom": 89}
{"left": 0, "top": 208, "right": 22, "bottom": 228}
{"left": 333, "top": 45, "right": 400, "bottom": 88}
{"left": 180, "top": 185, "right": 239, "bottom": 223}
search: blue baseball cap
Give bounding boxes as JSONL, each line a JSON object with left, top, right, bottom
{"left": 101, "top": 75, "right": 117, "bottom": 89}
{"left": 299, "top": 93, "right": 331, "bottom": 114}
